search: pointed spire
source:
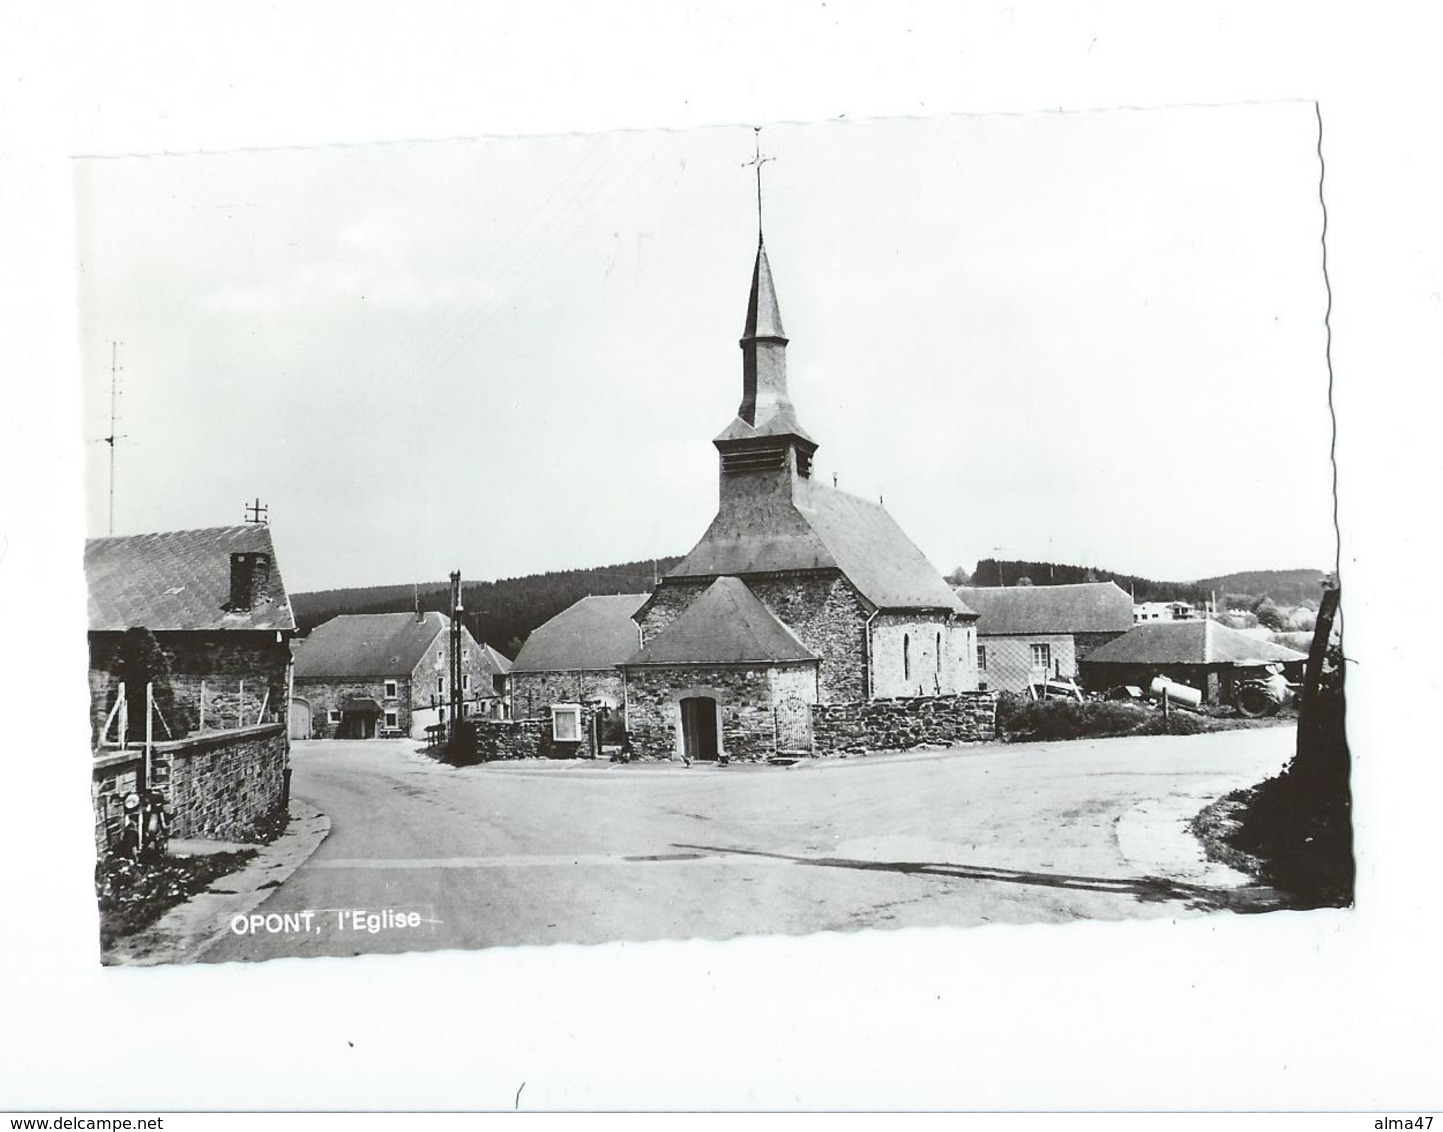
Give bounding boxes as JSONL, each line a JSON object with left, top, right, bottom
{"left": 742, "top": 241, "right": 787, "bottom": 342}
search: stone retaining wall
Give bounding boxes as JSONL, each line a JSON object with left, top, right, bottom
{"left": 91, "top": 722, "right": 288, "bottom": 851}
{"left": 458, "top": 706, "right": 598, "bottom": 762}
{"left": 811, "top": 692, "right": 998, "bottom": 755}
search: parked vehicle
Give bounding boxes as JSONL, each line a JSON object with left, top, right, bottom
{"left": 1234, "top": 665, "right": 1296, "bottom": 718}
{"left": 116, "top": 789, "right": 170, "bottom": 863}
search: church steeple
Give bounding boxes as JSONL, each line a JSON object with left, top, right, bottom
{"left": 735, "top": 240, "right": 807, "bottom": 436}
{"left": 714, "top": 130, "right": 817, "bottom": 495}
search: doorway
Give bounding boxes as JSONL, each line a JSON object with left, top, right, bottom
{"left": 679, "top": 696, "right": 720, "bottom": 761}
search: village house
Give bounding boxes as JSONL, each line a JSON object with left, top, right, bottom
{"left": 953, "top": 582, "right": 1134, "bottom": 693}
{"left": 1133, "top": 600, "right": 1200, "bottom": 623}
{"left": 292, "top": 611, "right": 507, "bottom": 740}
{"left": 619, "top": 235, "right": 986, "bottom": 762}
{"left": 507, "top": 593, "right": 648, "bottom": 745}
{"left": 1078, "top": 618, "right": 1308, "bottom": 705}
{"left": 85, "top": 524, "right": 296, "bottom": 848}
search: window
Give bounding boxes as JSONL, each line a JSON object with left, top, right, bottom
{"left": 463, "top": 673, "right": 471, "bottom": 692}
{"left": 977, "top": 645, "right": 988, "bottom": 673}
{"left": 437, "top": 676, "right": 445, "bottom": 696}
{"left": 328, "top": 709, "right": 341, "bottom": 724}
{"left": 936, "top": 632, "right": 942, "bottom": 672}
{"left": 903, "top": 634, "right": 911, "bottom": 680}
{"left": 1030, "top": 643, "right": 1052, "bottom": 672}
{"left": 383, "top": 680, "right": 398, "bottom": 699}
{"left": 551, "top": 703, "right": 582, "bottom": 743}
{"left": 384, "top": 710, "right": 398, "bottom": 728}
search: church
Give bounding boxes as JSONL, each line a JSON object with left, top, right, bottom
{"left": 618, "top": 228, "right": 987, "bottom": 762}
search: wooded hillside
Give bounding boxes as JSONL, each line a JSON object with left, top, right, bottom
{"left": 291, "top": 557, "right": 682, "bottom": 657}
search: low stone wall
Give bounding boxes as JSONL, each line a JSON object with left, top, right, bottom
{"left": 154, "top": 723, "right": 288, "bottom": 840}
{"left": 811, "top": 692, "right": 998, "bottom": 755}
{"left": 458, "top": 707, "right": 598, "bottom": 762}
{"left": 91, "top": 722, "right": 288, "bottom": 852}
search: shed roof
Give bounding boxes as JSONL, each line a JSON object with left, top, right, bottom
{"left": 1082, "top": 619, "right": 1310, "bottom": 666}
{"left": 86, "top": 525, "right": 295, "bottom": 633}
{"left": 669, "top": 477, "right": 971, "bottom": 614}
{"left": 510, "top": 593, "right": 650, "bottom": 673}
{"left": 294, "top": 611, "right": 460, "bottom": 679}
{"left": 953, "top": 582, "right": 1134, "bottom": 636}
{"left": 623, "top": 577, "right": 818, "bottom": 667}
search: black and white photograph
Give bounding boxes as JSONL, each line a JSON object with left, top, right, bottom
{"left": 4, "top": 0, "right": 1440, "bottom": 1116}
{"left": 75, "top": 102, "right": 1347, "bottom": 965}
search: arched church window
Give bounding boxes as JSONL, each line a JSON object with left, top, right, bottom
{"left": 903, "top": 634, "right": 911, "bottom": 680}
{"left": 936, "top": 632, "right": 942, "bottom": 671}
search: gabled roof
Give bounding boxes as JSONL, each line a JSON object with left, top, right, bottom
{"left": 294, "top": 611, "right": 456, "bottom": 679}
{"left": 86, "top": 525, "right": 295, "bottom": 633}
{"left": 1082, "top": 619, "right": 1310, "bottom": 666}
{"left": 954, "top": 582, "right": 1134, "bottom": 636}
{"left": 668, "top": 477, "right": 971, "bottom": 614}
{"left": 478, "top": 642, "right": 513, "bottom": 676}
{"left": 510, "top": 593, "right": 649, "bottom": 674}
{"left": 623, "top": 577, "right": 818, "bottom": 667}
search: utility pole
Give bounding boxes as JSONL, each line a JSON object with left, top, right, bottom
{"left": 449, "top": 571, "right": 463, "bottom": 733}
{"left": 105, "top": 342, "right": 126, "bottom": 535}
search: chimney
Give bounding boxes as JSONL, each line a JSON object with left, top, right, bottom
{"left": 229, "top": 551, "right": 271, "bottom": 610}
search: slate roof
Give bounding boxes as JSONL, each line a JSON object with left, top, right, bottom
{"left": 669, "top": 477, "right": 971, "bottom": 614}
{"left": 294, "top": 611, "right": 456, "bottom": 679}
{"left": 86, "top": 525, "right": 295, "bottom": 633}
{"left": 623, "top": 577, "right": 818, "bottom": 667}
{"left": 1082, "top": 619, "right": 1310, "bottom": 666}
{"left": 478, "top": 642, "right": 513, "bottom": 676}
{"left": 953, "top": 582, "right": 1134, "bottom": 636}
{"left": 509, "top": 594, "right": 649, "bottom": 673}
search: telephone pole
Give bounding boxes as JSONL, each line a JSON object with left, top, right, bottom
{"left": 449, "top": 571, "right": 463, "bottom": 733}
{"left": 105, "top": 342, "right": 126, "bottom": 535}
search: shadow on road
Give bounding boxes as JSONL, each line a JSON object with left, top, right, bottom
{"left": 672, "top": 843, "right": 1285, "bottom": 914}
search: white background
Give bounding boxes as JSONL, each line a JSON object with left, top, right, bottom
{"left": 2, "top": 0, "right": 1440, "bottom": 1111}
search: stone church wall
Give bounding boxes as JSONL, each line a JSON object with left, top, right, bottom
{"left": 642, "top": 572, "right": 869, "bottom": 703}
{"left": 744, "top": 573, "right": 870, "bottom": 703}
{"left": 869, "top": 614, "right": 979, "bottom": 698}
{"left": 508, "top": 669, "right": 626, "bottom": 719}
{"left": 623, "top": 662, "right": 819, "bottom": 762}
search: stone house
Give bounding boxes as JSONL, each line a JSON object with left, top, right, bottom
{"left": 953, "top": 582, "right": 1134, "bottom": 693}
{"left": 622, "top": 236, "right": 985, "bottom": 762}
{"left": 1078, "top": 618, "right": 1308, "bottom": 704}
{"left": 85, "top": 524, "right": 296, "bottom": 847}
{"left": 292, "top": 611, "right": 505, "bottom": 739}
{"left": 507, "top": 593, "right": 648, "bottom": 733}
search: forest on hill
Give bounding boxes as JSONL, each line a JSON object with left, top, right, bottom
{"left": 955, "top": 560, "right": 1330, "bottom": 609}
{"left": 290, "top": 557, "right": 682, "bottom": 657}
{"left": 292, "top": 557, "right": 1331, "bottom": 660}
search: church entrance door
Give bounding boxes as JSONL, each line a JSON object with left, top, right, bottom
{"left": 679, "top": 696, "right": 719, "bottom": 762}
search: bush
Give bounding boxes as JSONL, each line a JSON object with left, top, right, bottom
{"left": 998, "top": 695, "right": 1152, "bottom": 741}
{"left": 997, "top": 692, "right": 1226, "bottom": 741}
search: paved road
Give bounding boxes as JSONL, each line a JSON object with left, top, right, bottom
{"left": 203, "top": 727, "right": 1293, "bottom": 962}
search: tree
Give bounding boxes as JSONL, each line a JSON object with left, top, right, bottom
{"left": 1254, "top": 599, "right": 1288, "bottom": 632}
{"left": 112, "top": 627, "right": 184, "bottom": 742}
{"left": 944, "top": 566, "right": 971, "bottom": 586}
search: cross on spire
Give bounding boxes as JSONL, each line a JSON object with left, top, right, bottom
{"left": 742, "top": 126, "right": 774, "bottom": 243}
{"left": 244, "top": 497, "right": 269, "bottom": 525}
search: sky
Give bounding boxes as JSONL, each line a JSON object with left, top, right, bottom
{"left": 74, "top": 100, "right": 1335, "bottom": 594}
